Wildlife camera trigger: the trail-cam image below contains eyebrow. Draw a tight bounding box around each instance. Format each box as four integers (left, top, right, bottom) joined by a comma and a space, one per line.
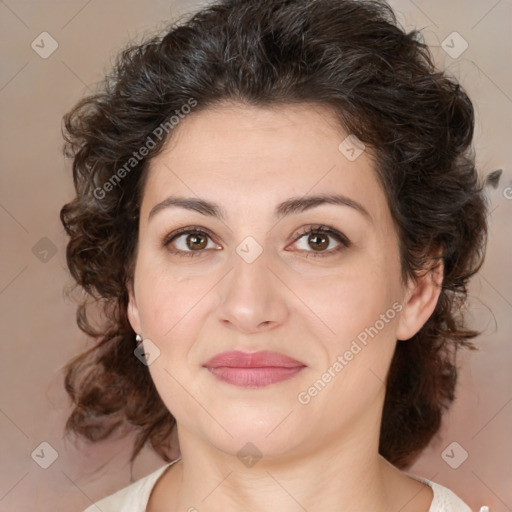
148, 193, 372, 223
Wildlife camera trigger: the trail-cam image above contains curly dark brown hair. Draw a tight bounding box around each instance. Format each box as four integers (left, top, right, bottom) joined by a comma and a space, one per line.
60, 0, 488, 470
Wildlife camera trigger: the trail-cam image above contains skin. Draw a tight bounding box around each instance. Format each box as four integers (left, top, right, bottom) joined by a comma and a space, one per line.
127, 102, 443, 511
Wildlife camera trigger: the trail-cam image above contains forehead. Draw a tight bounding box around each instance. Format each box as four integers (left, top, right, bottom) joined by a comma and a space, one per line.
155, 101, 348, 162
141, 102, 389, 226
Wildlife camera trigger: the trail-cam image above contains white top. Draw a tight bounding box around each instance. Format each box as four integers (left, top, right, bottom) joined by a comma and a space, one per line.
83, 458, 476, 512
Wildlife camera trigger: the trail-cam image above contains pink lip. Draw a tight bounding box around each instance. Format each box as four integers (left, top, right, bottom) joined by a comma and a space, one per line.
203, 350, 306, 388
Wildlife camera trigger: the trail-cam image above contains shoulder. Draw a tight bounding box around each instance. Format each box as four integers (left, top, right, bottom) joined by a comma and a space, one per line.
427, 480, 473, 512
406, 473, 473, 512
81, 462, 175, 512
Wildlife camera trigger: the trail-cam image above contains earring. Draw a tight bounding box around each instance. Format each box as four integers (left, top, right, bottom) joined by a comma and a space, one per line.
135, 334, 142, 343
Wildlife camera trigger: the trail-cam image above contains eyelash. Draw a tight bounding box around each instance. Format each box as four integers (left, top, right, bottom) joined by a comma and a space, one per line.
162, 225, 351, 259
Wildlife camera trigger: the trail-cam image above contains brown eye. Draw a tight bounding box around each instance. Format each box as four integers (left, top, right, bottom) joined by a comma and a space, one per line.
185, 232, 208, 250
307, 232, 329, 251
163, 227, 220, 257
292, 225, 350, 258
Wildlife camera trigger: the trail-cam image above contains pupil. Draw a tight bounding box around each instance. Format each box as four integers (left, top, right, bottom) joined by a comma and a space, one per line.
188, 234, 206, 250
310, 233, 328, 251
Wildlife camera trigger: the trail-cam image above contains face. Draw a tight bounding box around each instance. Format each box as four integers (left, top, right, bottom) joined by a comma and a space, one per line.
127, 102, 440, 460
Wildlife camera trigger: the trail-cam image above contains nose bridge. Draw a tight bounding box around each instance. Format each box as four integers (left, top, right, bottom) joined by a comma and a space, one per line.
229, 236, 273, 299
217, 236, 289, 331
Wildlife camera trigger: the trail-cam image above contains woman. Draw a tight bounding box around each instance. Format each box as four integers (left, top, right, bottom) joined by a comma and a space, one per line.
60, 0, 489, 510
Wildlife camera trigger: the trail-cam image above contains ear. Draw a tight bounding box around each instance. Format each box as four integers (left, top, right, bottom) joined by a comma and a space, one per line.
126, 278, 142, 335
395, 258, 444, 341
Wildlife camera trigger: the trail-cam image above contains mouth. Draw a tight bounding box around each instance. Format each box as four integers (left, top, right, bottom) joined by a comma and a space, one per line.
203, 350, 306, 388
205, 366, 305, 387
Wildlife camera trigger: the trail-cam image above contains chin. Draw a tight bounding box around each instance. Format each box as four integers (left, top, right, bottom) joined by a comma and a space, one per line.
198, 413, 307, 460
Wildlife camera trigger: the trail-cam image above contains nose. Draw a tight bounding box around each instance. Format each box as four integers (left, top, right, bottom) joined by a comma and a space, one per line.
216, 248, 289, 334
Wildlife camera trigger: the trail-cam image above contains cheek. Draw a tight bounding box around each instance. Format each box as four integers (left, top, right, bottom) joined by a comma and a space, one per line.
296, 260, 398, 338
297, 271, 401, 410
134, 254, 216, 340
294, 252, 402, 386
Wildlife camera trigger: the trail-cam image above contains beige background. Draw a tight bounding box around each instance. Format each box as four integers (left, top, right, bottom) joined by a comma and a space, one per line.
1, 1, 511, 511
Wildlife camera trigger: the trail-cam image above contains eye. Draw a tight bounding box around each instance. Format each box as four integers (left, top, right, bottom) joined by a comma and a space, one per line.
162, 224, 350, 259
290, 225, 350, 258
163, 227, 220, 257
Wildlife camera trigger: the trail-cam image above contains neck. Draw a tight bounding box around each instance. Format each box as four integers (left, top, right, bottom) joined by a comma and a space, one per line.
169, 409, 407, 511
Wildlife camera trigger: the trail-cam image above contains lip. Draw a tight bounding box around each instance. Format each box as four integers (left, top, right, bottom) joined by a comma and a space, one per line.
203, 350, 306, 388
203, 350, 305, 368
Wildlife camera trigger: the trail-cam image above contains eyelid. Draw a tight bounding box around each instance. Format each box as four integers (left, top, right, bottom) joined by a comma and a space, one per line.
162, 224, 351, 257
289, 225, 350, 258
162, 225, 221, 257
293, 225, 351, 248
162, 225, 216, 246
